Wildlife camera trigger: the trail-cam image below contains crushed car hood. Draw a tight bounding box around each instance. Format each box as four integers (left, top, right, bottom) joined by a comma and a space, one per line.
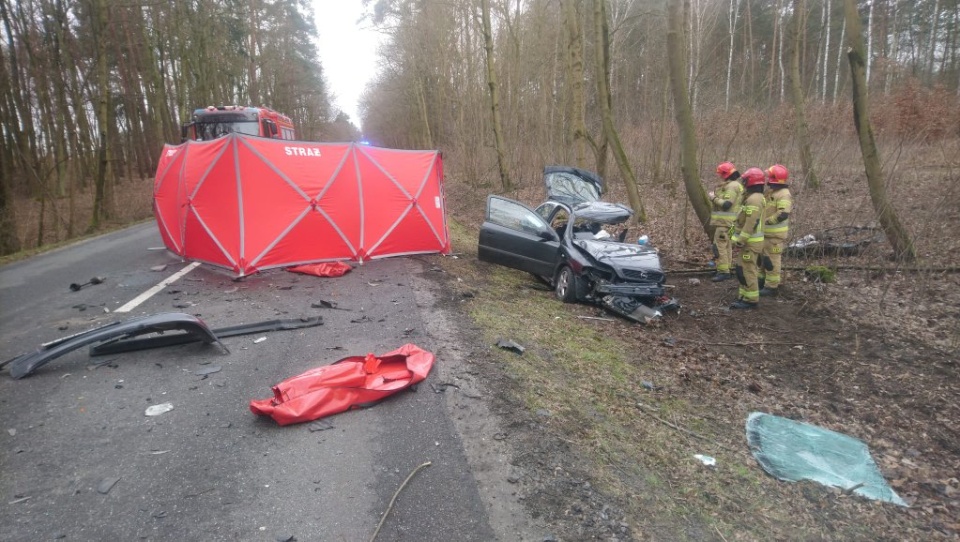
573, 239, 664, 278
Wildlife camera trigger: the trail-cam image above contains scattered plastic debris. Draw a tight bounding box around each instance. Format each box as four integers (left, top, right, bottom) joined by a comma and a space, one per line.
6, 313, 225, 379
69, 276, 104, 292
746, 412, 907, 506
786, 226, 884, 258
496, 339, 525, 355
641, 381, 658, 391
151, 265, 168, 272
145, 403, 174, 417
194, 365, 222, 376
253, 337, 266, 344
7, 428, 15, 436
96, 477, 121, 494
694, 454, 716, 467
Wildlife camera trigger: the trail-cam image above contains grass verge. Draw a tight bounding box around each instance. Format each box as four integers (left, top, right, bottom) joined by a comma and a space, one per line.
437, 219, 896, 540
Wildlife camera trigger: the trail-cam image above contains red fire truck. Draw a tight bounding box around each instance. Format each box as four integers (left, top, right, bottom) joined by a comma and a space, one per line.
181, 105, 296, 141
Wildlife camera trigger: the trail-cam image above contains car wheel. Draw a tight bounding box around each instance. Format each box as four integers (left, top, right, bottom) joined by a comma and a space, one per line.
555, 266, 582, 303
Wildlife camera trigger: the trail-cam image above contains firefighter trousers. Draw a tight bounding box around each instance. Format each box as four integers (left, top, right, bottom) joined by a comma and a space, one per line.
735, 249, 761, 304
713, 226, 733, 273
760, 237, 785, 289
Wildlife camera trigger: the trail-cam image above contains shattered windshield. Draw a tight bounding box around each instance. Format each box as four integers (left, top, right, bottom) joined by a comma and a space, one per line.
546, 171, 601, 203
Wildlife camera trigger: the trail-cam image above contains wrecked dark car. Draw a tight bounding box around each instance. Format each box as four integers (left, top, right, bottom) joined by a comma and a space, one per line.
477, 166, 677, 323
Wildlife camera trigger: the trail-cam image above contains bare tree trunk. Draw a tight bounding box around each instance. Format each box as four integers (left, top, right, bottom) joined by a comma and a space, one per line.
90, 0, 110, 230
822, 0, 831, 102
843, 0, 917, 262
666, 1, 711, 234
248, 0, 261, 104
593, 0, 645, 222
480, 0, 511, 191
777, 1, 785, 102
834, 18, 846, 103
725, 0, 741, 111
562, 0, 588, 169
0, 76, 20, 254
867, 0, 875, 86
789, 0, 820, 189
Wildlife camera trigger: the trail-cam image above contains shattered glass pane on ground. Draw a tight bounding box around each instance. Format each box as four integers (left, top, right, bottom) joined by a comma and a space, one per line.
746, 412, 907, 506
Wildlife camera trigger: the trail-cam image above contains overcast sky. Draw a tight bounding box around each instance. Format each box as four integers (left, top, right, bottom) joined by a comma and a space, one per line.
312, 1, 382, 130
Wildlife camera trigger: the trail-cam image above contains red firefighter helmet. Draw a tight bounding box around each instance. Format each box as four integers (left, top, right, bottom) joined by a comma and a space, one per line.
767, 164, 789, 185
716, 161, 737, 180
742, 167, 766, 188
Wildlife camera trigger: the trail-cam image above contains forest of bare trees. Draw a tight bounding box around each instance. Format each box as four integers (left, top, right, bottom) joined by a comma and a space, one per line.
0, 0, 338, 254
2, 0, 959, 257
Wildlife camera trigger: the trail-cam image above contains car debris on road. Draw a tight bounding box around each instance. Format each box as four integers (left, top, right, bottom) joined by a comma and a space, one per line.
3, 314, 324, 379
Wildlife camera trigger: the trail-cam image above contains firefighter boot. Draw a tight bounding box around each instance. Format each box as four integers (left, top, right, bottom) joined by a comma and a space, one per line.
730, 299, 758, 309
712, 272, 732, 282
759, 287, 779, 297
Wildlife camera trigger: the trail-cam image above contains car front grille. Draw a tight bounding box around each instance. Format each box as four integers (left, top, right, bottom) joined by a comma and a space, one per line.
622, 269, 663, 282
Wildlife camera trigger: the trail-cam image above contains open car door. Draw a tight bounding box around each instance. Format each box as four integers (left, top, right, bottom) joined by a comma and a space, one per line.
478, 196, 559, 278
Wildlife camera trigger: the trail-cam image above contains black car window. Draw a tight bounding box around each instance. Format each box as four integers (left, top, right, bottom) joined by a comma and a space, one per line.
487, 197, 550, 235
535, 201, 559, 222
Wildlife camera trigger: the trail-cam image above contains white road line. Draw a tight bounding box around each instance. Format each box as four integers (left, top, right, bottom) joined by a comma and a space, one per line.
114, 262, 201, 313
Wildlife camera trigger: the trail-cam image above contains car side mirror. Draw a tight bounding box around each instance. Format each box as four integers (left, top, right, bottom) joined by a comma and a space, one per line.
538, 230, 556, 241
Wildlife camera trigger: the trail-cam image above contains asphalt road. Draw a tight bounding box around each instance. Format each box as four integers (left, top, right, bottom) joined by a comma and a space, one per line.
0, 223, 538, 541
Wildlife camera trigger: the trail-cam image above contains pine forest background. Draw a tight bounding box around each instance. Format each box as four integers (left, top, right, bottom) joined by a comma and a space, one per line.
1, 0, 959, 258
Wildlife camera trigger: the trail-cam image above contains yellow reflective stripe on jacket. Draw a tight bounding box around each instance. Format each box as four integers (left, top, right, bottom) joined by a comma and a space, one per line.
711, 211, 737, 219
765, 222, 789, 233
736, 193, 766, 245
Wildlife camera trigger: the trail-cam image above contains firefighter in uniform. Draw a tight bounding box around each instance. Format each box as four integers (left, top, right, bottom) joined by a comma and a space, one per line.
759, 164, 792, 296
708, 162, 744, 282
730, 167, 766, 309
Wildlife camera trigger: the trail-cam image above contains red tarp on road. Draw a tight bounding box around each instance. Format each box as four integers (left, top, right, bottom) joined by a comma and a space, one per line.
249, 343, 435, 426
154, 134, 450, 276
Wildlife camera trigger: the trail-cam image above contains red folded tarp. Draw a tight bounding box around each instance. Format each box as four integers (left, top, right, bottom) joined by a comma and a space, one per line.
154, 135, 450, 277
249, 343, 435, 426
286, 262, 353, 277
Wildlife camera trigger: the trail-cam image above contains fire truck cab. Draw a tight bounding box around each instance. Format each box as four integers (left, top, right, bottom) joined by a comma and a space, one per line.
181, 105, 296, 142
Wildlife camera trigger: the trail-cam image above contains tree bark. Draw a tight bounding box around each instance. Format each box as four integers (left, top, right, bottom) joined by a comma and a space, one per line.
842, 0, 917, 262
562, 0, 588, 169
480, 0, 511, 191
788, 0, 820, 189
90, 0, 111, 230
666, 1, 711, 235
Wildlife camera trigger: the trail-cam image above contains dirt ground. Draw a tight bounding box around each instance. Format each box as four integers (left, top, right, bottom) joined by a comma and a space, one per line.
432, 160, 959, 540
